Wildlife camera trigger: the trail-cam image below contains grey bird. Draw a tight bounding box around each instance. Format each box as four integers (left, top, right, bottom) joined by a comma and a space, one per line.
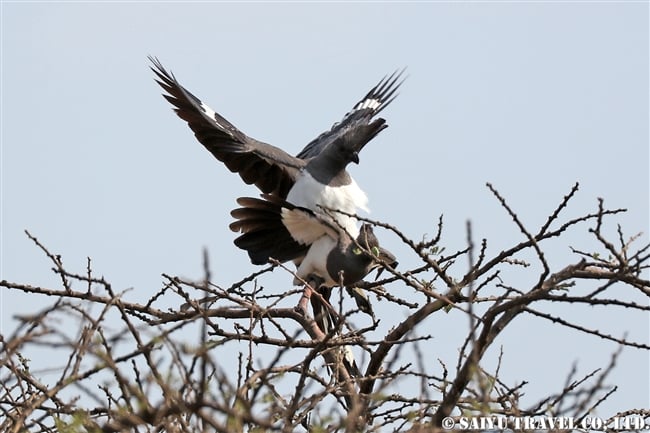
232, 194, 398, 376
150, 58, 402, 374
150, 56, 402, 289
230, 122, 389, 267
231, 194, 397, 287
150, 57, 402, 258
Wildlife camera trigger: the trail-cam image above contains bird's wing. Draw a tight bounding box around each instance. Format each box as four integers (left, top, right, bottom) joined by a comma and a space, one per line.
150, 57, 304, 197
296, 69, 405, 160
230, 193, 345, 264
230, 196, 309, 265
280, 206, 339, 246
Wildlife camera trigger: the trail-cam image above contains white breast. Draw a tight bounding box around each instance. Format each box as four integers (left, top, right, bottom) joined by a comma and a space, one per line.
287, 171, 368, 237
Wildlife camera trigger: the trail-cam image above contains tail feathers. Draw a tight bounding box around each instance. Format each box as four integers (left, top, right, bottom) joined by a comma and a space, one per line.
230, 195, 307, 264
341, 346, 360, 378
235, 232, 307, 265
311, 286, 360, 378
311, 286, 333, 335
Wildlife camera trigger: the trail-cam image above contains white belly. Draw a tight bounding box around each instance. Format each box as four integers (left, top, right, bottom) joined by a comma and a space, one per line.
287, 171, 368, 237
294, 236, 337, 286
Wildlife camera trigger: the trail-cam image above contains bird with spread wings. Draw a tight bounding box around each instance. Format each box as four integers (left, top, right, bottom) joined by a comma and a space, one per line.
150, 57, 402, 375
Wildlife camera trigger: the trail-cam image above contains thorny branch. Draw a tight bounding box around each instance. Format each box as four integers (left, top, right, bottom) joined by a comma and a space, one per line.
1, 183, 648, 432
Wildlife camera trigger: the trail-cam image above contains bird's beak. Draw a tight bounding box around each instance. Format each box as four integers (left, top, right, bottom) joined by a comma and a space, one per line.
375, 261, 398, 280
351, 151, 360, 164
374, 247, 398, 280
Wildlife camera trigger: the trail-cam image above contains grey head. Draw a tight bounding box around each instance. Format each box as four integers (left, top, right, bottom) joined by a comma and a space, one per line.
326, 223, 387, 286
305, 120, 387, 187
344, 242, 398, 317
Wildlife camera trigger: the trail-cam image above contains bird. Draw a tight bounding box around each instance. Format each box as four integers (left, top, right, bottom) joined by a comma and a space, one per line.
150, 57, 402, 374
230, 190, 399, 351
149, 56, 402, 253
231, 194, 397, 286
231, 194, 398, 376
150, 55, 402, 276
229, 122, 390, 266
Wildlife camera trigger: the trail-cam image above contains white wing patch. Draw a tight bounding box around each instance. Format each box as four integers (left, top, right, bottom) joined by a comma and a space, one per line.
355, 98, 381, 111
281, 208, 334, 245
200, 102, 231, 135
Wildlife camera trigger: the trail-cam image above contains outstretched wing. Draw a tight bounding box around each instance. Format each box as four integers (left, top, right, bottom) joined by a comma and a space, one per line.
296, 69, 405, 160
150, 56, 304, 197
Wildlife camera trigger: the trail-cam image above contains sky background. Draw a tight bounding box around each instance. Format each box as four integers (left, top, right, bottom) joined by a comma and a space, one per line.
2, 1, 648, 420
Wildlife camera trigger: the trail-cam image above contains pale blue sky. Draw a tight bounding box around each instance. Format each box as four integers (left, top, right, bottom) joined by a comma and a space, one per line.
2, 1, 648, 417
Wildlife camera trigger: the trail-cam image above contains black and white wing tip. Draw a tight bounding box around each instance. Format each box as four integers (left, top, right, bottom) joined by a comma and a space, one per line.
148, 55, 247, 143
149, 56, 303, 196
296, 68, 406, 160
348, 68, 407, 118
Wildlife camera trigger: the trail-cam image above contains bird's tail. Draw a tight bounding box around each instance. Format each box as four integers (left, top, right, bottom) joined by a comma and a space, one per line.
230, 195, 308, 265
310, 286, 361, 378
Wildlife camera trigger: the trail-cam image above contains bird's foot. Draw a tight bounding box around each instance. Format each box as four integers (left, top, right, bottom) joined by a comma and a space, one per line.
295, 285, 313, 316
294, 275, 326, 316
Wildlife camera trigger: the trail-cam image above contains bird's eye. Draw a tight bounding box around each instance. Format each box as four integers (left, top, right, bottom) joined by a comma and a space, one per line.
353, 247, 363, 255
371, 246, 380, 257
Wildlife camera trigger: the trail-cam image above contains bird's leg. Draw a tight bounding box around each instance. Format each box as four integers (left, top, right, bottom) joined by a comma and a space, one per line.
295, 275, 325, 315
311, 284, 334, 334
296, 286, 312, 315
